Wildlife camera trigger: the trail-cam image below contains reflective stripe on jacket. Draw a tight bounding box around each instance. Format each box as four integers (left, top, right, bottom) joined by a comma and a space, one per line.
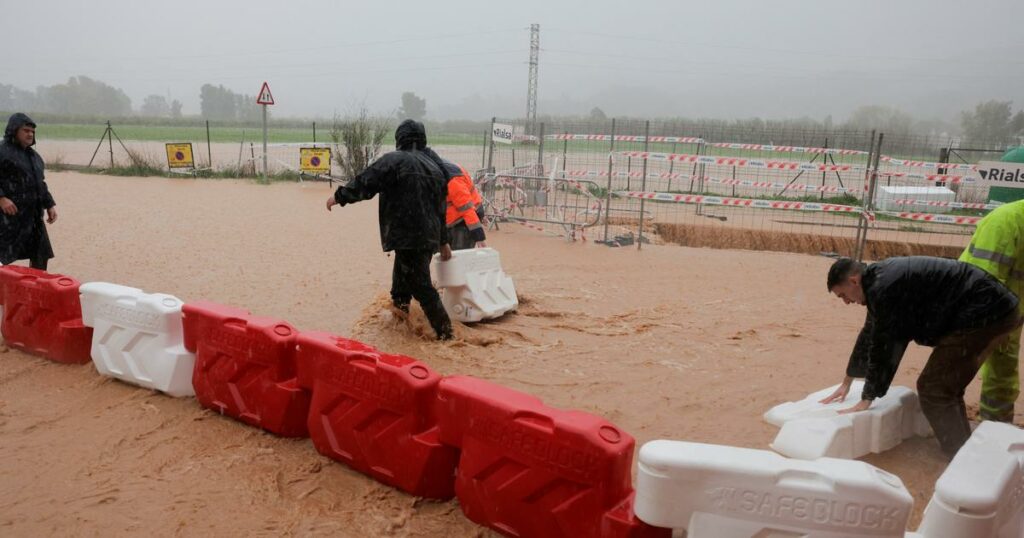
960, 200, 1024, 297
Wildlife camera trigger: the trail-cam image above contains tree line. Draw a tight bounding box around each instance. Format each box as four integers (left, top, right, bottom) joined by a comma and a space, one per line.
0, 77, 265, 123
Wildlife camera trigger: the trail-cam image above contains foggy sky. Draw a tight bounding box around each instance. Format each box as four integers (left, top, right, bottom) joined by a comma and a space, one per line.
3, 0, 1022, 122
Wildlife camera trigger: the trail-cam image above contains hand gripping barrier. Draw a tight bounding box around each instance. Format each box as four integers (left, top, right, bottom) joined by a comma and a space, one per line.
436, 375, 670, 538
0, 266, 92, 364
183, 301, 309, 437
765, 381, 932, 460
635, 440, 913, 537
294, 332, 458, 499
432, 248, 518, 323
80, 282, 195, 397
916, 421, 1024, 538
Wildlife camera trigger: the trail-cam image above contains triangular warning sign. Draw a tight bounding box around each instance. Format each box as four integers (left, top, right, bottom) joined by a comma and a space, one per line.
256, 82, 274, 105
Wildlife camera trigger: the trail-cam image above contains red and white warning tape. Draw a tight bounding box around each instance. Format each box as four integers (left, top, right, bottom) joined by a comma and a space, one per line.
558, 170, 864, 194
616, 191, 863, 214
880, 157, 977, 171
709, 142, 867, 156
616, 190, 983, 226
546, 134, 704, 143
618, 152, 862, 172
878, 172, 975, 183
888, 199, 999, 210
876, 212, 983, 225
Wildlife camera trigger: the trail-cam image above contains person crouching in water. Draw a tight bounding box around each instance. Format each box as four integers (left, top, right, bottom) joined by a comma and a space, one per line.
326, 119, 453, 340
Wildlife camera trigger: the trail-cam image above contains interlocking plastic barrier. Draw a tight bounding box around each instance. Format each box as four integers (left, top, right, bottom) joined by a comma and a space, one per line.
436, 375, 669, 538
432, 248, 518, 323
294, 332, 458, 499
635, 440, 913, 537
0, 266, 92, 364
765, 381, 931, 459
916, 421, 1024, 538
183, 301, 309, 437
80, 282, 195, 397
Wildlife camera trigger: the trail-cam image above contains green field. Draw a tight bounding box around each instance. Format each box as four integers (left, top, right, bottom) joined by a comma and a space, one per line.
37, 122, 485, 146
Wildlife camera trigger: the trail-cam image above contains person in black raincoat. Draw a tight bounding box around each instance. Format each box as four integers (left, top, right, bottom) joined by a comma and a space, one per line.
0, 113, 57, 270
824, 256, 1022, 458
326, 119, 453, 340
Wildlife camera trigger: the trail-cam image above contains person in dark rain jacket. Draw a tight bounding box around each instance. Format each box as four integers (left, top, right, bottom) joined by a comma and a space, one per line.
0, 113, 57, 270
326, 119, 453, 340
824, 256, 1022, 458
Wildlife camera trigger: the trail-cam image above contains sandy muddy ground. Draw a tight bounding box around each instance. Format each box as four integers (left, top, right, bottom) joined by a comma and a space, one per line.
0, 170, 1007, 536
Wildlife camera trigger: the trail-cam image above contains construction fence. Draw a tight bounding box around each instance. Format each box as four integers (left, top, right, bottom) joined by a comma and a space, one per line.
477, 118, 1017, 260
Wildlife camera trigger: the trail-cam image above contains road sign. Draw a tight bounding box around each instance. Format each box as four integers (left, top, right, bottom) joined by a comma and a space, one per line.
978, 161, 1024, 189
300, 147, 332, 174
492, 122, 513, 145
164, 143, 195, 169
257, 82, 274, 105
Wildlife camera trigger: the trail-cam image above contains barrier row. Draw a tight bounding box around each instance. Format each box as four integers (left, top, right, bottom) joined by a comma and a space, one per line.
4, 264, 1022, 537
0, 265, 665, 538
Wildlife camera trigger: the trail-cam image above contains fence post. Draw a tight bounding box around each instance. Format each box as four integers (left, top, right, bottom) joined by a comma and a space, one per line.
313, 121, 317, 145
486, 117, 495, 172
603, 118, 616, 242
638, 120, 650, 250
107, 120, 114, 168
537, 122, 545, 174
856, 132, 883, 261
206, 120, 212, 170
853, 130, 875, 261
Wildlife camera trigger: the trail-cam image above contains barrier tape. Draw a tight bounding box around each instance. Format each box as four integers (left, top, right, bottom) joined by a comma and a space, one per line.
619, 151, 863, 172
557, 170, 865, 194
889, 199, 999, 210
709, 142, 867, 156
616, 191, 863, 214
880, 156, 977, 171
876, 211, 983, 225
616, 190, 982, 226
878, 171, 975, 183
546, 134, 705, 144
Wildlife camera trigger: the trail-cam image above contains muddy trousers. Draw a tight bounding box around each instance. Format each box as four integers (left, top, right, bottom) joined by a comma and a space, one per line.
979, 322, 1021, 422
390, 249, 452, 340
918, 310, 1024, 458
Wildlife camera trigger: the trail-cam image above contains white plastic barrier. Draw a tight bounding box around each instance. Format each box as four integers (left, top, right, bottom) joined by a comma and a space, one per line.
635, 440, 913, 537
431, 247, 518, 323
916, 421, 1024, 538
80, 282, 195, 397
765, 381, 932, 460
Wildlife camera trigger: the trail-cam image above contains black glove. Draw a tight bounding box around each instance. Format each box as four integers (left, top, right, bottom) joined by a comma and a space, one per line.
470, 226, 486, 243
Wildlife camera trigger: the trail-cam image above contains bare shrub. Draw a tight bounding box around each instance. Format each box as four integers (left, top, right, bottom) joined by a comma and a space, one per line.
330, 107, 391, 181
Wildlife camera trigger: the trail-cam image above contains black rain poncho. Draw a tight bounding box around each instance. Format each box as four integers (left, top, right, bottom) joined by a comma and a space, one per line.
0, 113, 54, 265
332, 120, 449, 252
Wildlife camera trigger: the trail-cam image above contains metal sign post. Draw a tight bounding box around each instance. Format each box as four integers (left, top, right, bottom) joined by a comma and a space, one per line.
256, 81, 275, 182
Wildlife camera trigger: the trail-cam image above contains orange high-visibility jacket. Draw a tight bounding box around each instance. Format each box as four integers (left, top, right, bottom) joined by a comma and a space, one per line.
444, 162, 483, 230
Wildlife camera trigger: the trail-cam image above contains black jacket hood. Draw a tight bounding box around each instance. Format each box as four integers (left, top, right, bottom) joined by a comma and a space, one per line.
4, 113, 36, 146
395, 119, 426, 150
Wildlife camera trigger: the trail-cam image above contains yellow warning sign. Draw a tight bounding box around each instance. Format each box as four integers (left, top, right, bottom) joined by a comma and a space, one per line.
300, 147, 331, 174
165, 143, 195, 169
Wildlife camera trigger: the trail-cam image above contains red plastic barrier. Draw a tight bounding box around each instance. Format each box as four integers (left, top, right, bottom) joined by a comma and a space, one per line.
183, 300, 309, 437
436, 376, 670, 538
0, 266, 92, 364
295, 332, 458, 499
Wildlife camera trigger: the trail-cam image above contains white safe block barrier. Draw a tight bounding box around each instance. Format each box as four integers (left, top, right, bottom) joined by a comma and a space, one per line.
80, 282, 195, 397
431, 247, 518, 323
916, 421, 1024, 538
635, 440, 913, 537
765, 381, 932, 460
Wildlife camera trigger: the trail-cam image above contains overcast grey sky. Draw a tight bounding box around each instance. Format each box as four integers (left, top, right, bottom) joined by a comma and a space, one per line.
3, 0, 1022, 121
